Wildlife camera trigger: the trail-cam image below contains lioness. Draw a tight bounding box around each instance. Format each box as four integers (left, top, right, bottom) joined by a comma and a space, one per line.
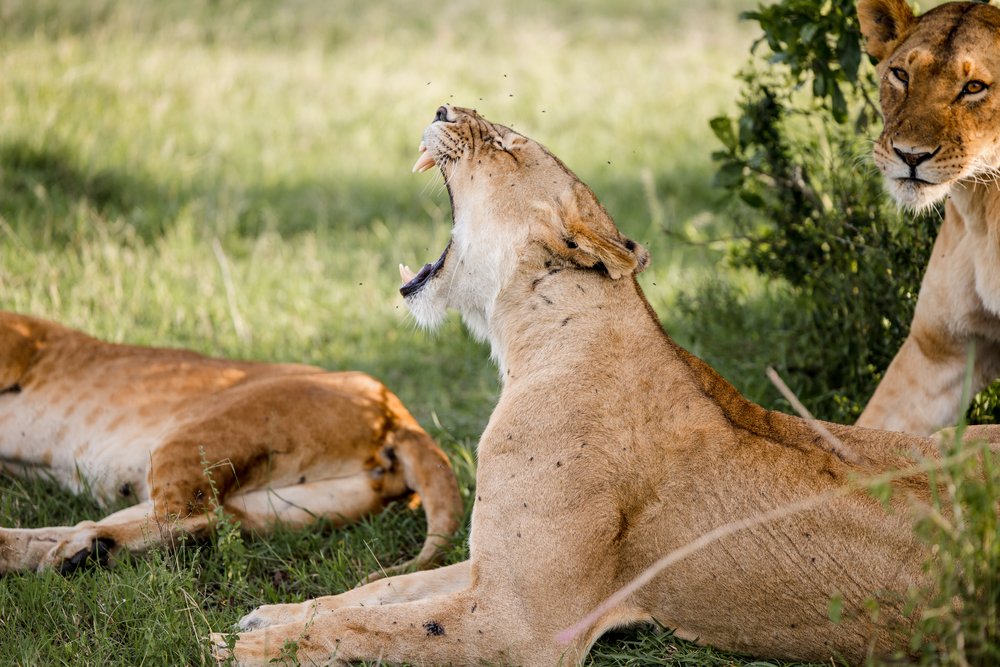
0, 312, 461, 575
212, 106, 984, 665
856, 0, 1000, 435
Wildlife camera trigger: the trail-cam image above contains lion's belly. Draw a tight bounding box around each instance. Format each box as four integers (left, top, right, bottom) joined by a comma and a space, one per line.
0, 389, 162, 504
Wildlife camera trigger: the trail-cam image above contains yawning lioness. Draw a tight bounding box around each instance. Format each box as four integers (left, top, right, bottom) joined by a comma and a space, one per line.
216, 106, 993, 665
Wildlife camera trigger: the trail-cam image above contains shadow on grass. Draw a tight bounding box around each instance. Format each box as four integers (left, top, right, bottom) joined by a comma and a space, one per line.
0, 139, 447, 246
0, 140, 170, 245
0, 128, 723, 259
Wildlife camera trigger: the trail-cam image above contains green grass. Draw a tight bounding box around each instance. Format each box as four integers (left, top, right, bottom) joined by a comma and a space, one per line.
1, 1, 820, 664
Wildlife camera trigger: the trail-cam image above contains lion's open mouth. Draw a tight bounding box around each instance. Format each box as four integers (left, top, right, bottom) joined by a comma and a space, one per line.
399, 241, 451, 297
400, 142, 450, 298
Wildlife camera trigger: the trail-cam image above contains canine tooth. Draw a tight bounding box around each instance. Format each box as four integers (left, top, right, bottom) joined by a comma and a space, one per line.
412, 151, 436, 173
399, 263, 416, 283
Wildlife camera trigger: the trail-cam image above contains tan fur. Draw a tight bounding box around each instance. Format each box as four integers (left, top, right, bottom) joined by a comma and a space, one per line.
0, 312, 461, 576
856, 0, 1000, 435
212, 106, 999, 665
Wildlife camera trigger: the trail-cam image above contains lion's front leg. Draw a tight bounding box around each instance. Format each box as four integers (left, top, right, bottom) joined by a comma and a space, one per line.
236, 560, 472, 632
857, 330, 990, 435
214, 588, 583, 667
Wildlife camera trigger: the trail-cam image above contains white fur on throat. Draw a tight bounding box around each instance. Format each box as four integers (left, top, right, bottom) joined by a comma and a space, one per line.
402, 197, 531, 379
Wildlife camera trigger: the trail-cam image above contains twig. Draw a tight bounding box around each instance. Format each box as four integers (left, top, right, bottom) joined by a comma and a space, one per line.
766, 366, 859, 464
212, 237, 251, 345
363, 540, 389, 584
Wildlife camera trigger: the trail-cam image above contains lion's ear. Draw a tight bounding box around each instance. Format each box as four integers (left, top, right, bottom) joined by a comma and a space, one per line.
540, 183, 649, 280
858, 0, 915, 62
500, 131, 526, 151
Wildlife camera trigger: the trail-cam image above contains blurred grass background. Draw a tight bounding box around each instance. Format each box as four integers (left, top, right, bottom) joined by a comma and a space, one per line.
0, 1, 819, 664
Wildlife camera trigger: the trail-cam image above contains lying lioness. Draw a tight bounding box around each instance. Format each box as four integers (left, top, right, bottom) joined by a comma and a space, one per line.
215, 107, 989, 665
0, 312, 461, 575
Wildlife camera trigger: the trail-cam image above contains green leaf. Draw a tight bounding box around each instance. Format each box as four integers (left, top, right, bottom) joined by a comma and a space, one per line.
837, 33, 861, 81
828, 593, 844, 624
831, 83, 847, 123
812, 73, 826, 97
739, 191, 766, 209
709, 116, 738, 150
714, 161, 745, 189
800, 23, 819, 44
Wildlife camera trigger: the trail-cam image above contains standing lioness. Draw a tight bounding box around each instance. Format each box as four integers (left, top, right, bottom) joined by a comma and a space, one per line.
215, 106, 976, 665
0, 312, 461, 575
856, 0, 1000, 435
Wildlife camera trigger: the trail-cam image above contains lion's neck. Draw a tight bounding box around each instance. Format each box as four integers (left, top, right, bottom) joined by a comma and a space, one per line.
489, 262, 686, 385
946, 181, 1000, 316
486, 261, 802, 446
949, 180, 1000, 236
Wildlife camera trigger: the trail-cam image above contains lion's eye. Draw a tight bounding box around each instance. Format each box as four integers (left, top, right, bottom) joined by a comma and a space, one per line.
890, 67, 909, 85
962, 80, 988, 96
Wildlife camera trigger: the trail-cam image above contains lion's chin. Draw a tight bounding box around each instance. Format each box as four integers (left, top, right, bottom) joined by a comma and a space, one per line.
399, 243, 451, 331
885, 177, 950, 213
401, 291, 449, 331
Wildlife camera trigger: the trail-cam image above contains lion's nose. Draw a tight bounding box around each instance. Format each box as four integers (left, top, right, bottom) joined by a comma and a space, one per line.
892, 145, 940, 167
434, 106, 450, 123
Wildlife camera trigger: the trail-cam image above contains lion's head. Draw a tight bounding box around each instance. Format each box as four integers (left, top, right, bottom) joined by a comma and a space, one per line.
401, 105, 648, 346
858, 0, 1000, 210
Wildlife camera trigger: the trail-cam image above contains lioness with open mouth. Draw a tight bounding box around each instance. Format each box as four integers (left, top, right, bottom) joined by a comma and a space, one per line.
0, 312, 461, 576
215, 106, 991, 665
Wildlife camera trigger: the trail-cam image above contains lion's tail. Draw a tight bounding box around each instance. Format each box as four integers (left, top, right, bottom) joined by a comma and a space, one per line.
363, 399, 464, 583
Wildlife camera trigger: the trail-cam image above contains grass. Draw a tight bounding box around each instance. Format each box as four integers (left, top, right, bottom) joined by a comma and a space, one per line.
1, 1, 823, 664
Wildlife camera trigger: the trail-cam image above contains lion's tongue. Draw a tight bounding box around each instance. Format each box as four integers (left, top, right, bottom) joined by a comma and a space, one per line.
412, 142, 435, 173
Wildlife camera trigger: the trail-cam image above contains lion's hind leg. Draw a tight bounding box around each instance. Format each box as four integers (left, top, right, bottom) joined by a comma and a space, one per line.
0, 501, 211, 574
224, 472, 392, 533
0, 472, 388, 574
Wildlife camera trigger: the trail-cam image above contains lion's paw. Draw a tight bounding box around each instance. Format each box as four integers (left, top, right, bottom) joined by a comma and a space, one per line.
209, 628, 324, 667
44, 534, 117, 574
237, 601, 316, 632
209, 632, 235, 663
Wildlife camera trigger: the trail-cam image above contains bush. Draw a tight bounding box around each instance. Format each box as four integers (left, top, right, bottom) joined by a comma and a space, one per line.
708, 0, 944, 424
909, 428, 1000, 665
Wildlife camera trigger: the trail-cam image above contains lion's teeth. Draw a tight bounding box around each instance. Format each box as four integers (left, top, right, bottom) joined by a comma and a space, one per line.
399, 263, 416, 283
412, 151, 436, 173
